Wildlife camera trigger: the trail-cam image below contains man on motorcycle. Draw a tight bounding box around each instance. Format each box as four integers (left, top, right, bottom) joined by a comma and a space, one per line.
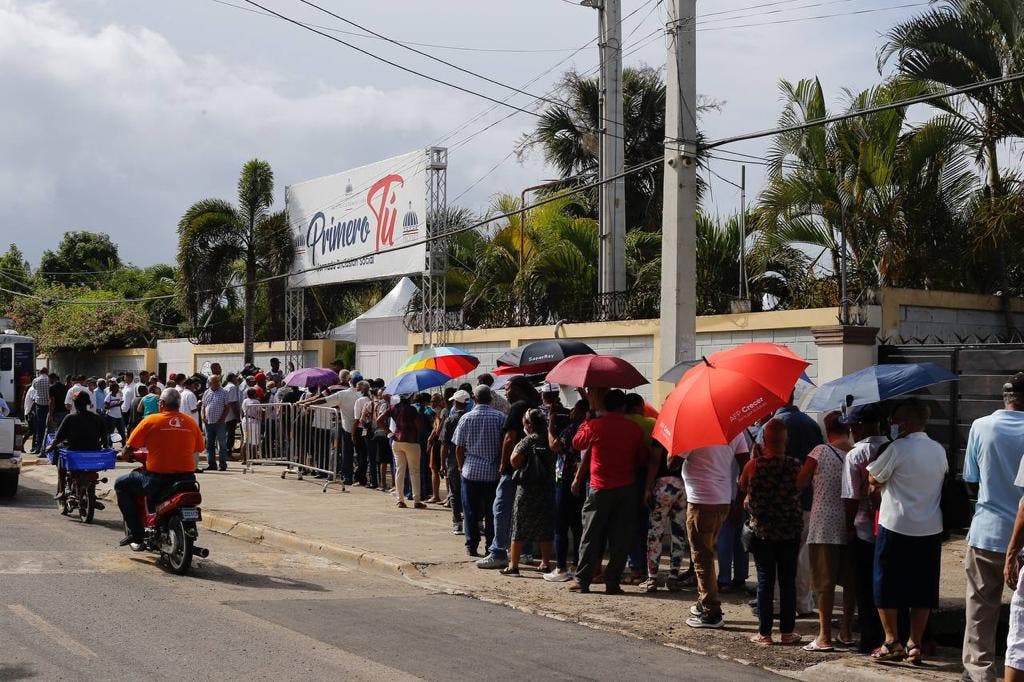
116, 388, 204, 548
49, 390, 110, 501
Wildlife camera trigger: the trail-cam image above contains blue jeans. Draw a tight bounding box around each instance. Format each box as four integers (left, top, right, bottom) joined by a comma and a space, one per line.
33, 403, 49, 453
753, 539, 799, 637
716, 518, 750, 585
205, 422, 229, 468
487, 474, 515, 560
462, 478, 497, 553
115, 468, 196, 539
554, 475, 584, 570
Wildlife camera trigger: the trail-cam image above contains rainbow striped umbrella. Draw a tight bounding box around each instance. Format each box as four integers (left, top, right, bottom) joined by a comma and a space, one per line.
397, 346, 479, 379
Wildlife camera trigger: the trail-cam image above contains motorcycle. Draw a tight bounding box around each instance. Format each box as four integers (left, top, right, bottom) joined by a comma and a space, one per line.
125, 470, 210, 575
48, 443, 115, 524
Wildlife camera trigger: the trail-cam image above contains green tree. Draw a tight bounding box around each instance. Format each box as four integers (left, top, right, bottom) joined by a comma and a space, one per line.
879, 0, 1024, 195
756, 77, 979, 295
38, 231, 122, 288
177, 160, 293, 362
0, 243, 31, 312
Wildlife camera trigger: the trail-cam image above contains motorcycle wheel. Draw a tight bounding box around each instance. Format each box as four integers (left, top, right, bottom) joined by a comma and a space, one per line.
78, 483, 95, 523
163, 514, 194, 575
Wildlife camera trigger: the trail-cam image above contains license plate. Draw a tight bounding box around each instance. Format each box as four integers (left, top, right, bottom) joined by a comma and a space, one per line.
180, 507, 200, 521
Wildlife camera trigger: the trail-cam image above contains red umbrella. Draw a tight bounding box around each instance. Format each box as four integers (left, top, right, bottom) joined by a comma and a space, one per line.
545, 354, 648, 389
654, 343, 809, 455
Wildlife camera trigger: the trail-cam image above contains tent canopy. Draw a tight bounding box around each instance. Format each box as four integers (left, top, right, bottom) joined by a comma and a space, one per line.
319, 276, 418, 342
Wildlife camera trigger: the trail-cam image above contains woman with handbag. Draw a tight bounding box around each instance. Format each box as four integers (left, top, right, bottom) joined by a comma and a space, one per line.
501, 408, 556, 577
738, 417, 804, 646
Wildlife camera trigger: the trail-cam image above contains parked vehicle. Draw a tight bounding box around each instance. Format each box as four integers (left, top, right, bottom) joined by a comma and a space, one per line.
0, 331, 35, 420
0, 416, 21, 497
125, 466, 209, 575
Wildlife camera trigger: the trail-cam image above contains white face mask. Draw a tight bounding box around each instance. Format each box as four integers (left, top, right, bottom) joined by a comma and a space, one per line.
889, 424, 901, 440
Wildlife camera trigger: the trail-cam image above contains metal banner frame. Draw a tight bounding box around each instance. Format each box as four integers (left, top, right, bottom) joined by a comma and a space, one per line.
283, 146, 448, 358
422, 146, 448, 348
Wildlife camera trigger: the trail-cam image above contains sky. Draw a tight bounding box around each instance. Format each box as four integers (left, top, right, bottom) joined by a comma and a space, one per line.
0, 0, 934, 268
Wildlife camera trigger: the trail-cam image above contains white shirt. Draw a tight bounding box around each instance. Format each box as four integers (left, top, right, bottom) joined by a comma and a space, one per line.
104, 392, 125, 419
680, 433, 750, 505
23, 387, 36, 417
223, 382, 240, 422
180, 388, 199, 425
122, 381, 140, 407
64, 384, 95, 413
841, 435, 890, 543
354, 394, 371, 429
867, 431, 947, 537
324, 387, 361, 433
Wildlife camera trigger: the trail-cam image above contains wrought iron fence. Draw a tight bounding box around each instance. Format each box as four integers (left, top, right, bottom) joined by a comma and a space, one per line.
404, 290, 655, 332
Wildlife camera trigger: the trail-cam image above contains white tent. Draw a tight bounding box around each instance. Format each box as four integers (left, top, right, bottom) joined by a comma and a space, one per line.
320, 276, 419, 342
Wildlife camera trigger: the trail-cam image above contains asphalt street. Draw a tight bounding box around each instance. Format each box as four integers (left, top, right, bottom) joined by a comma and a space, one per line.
1, 474, 778, 681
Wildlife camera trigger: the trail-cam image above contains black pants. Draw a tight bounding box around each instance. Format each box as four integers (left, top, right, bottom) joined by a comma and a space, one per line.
32, 404, 49, 453
753, 539, 799, 637
576, 484, 636, 588
225, 420, 238, 455
353, 431, 368, 484
445, 449, 462, 525
462, 478, 497, 553
854, 537, 884, 652
339, 429, 354, 483
554, 474, 584, 570
115, 469, 196, 539
107, 415, 126, 444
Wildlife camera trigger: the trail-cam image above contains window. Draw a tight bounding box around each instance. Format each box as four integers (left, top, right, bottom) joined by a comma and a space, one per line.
0, 347, 11, 371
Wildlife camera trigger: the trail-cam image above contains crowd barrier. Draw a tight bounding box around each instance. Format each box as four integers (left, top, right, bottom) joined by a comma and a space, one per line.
242, 403, 344, 492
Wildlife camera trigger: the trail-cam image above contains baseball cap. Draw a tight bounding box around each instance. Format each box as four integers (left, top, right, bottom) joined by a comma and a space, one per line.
254, 372, 267, 382
351, 371, 364, 382
450, 389, 471, 403
839, 403, 883, 425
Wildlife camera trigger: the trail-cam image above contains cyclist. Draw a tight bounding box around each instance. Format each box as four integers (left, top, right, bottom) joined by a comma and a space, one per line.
48, 390, 110, 502
116, 388, 204, 548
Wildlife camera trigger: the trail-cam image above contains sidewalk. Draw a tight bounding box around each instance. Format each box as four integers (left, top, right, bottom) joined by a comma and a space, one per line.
21, 462, 987, 679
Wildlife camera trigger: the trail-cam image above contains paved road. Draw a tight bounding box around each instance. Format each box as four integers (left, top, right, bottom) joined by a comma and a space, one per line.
1, 474, 777, 681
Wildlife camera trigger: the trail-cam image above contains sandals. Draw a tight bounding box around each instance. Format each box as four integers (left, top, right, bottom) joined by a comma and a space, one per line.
803, 640, 834, 653
750, 634, 773, 646
906, 642, 923, 666
640, 578, 658, 593
870, 641, 906, 662
780, 633, 802, 646
499, 566, 521, 577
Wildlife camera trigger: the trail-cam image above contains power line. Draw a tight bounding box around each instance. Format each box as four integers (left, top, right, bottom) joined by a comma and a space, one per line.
699, 0, 880, 24
703, 70, 1024, 150
694, 1, 930, 32
207, 0, 580, 53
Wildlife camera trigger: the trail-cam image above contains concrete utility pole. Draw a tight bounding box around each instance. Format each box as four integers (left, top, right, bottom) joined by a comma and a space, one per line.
658, 0, 698, 385
593, 0, 627, 294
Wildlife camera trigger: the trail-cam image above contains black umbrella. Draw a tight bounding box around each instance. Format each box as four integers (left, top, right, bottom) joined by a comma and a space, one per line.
496, 339, 596, 369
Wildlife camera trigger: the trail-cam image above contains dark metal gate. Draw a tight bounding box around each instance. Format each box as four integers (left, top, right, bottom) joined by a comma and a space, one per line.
878, 343, 1024, 474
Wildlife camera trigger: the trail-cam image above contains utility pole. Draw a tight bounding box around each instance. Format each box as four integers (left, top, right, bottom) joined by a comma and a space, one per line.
591, 0, 626, 295
739, 165, 747, 300
658, 0, 698, 387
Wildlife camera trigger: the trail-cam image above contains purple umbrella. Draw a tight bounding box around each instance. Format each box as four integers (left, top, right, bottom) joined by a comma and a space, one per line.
284, 367, 339, 389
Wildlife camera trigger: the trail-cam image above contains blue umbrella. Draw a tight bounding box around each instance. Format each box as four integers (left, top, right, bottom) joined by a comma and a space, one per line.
807, 362, 958, 412
385, 368, 450, 396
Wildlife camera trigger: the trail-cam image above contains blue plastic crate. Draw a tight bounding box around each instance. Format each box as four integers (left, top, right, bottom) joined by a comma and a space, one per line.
44, 432, 57, 463
59, 448, 117, 472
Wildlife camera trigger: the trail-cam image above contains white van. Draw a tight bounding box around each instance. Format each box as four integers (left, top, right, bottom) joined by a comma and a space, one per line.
0, 332, 35, 497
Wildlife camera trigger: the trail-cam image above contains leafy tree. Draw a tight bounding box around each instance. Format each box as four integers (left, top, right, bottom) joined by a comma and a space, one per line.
0, 243, 31, 312
177, 160, 293, 362
38, 231, 122, 288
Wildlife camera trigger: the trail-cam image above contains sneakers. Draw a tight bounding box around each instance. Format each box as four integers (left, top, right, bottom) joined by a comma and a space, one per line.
689, 603, 704, 617
475, 554, 509, 570
686, 612, 725, 629
451, 523, 463, 535
543, 569, 573, 582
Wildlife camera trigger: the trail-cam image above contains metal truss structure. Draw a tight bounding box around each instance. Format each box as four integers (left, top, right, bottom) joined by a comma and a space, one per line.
421, 146, 448, 348
284, 287, 305, 371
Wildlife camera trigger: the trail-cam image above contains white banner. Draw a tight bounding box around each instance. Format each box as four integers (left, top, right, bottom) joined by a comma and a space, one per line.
287, 149, 429, 288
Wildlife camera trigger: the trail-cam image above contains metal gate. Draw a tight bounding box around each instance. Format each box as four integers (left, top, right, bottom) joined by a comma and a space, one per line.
879, 343, 1024, 474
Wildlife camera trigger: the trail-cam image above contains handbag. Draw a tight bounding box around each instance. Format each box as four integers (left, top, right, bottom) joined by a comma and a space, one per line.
740, 521, 758, 553
940, 473, 972, 532
512, 445, 545, 485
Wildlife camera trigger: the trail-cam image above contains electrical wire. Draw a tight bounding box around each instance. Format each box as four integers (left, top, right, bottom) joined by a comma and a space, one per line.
693, 2, 931, 32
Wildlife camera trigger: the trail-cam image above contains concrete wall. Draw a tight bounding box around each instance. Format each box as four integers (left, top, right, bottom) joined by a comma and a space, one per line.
880, 288, 1024, 341
413, 308, 839, 402
40, 348, 156, 380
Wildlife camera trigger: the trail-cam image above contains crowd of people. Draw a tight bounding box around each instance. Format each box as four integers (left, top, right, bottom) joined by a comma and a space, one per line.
25, 357, 1024, 676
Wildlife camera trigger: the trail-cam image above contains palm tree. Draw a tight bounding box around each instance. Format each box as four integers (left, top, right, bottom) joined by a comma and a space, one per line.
878, 0, 1024, 195
757, 77, 978, 294
177, 160, 293, 362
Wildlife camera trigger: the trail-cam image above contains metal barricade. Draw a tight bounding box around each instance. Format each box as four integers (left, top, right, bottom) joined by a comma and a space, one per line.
242, 403, 344, 492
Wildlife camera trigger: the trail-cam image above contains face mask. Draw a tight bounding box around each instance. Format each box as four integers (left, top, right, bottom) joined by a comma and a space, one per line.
889, 424, 901, 440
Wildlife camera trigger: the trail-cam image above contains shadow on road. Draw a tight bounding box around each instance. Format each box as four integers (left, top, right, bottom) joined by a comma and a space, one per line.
189, 561, 329, 591
0, 482, 55, 509
0, 664, 36, 681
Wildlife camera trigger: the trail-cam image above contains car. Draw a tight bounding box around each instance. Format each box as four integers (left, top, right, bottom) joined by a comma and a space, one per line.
0, 417, 22, 497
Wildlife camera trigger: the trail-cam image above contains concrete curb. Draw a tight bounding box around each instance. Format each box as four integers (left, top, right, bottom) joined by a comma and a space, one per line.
200, 510, 426, 583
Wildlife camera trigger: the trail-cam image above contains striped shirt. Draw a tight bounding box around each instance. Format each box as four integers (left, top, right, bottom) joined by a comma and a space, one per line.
31, 374, 49, 406
202, 387, 229, 424
452, 404, 505, 482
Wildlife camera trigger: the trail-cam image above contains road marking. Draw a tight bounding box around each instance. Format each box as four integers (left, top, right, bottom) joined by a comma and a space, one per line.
8, 604, 98, 659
